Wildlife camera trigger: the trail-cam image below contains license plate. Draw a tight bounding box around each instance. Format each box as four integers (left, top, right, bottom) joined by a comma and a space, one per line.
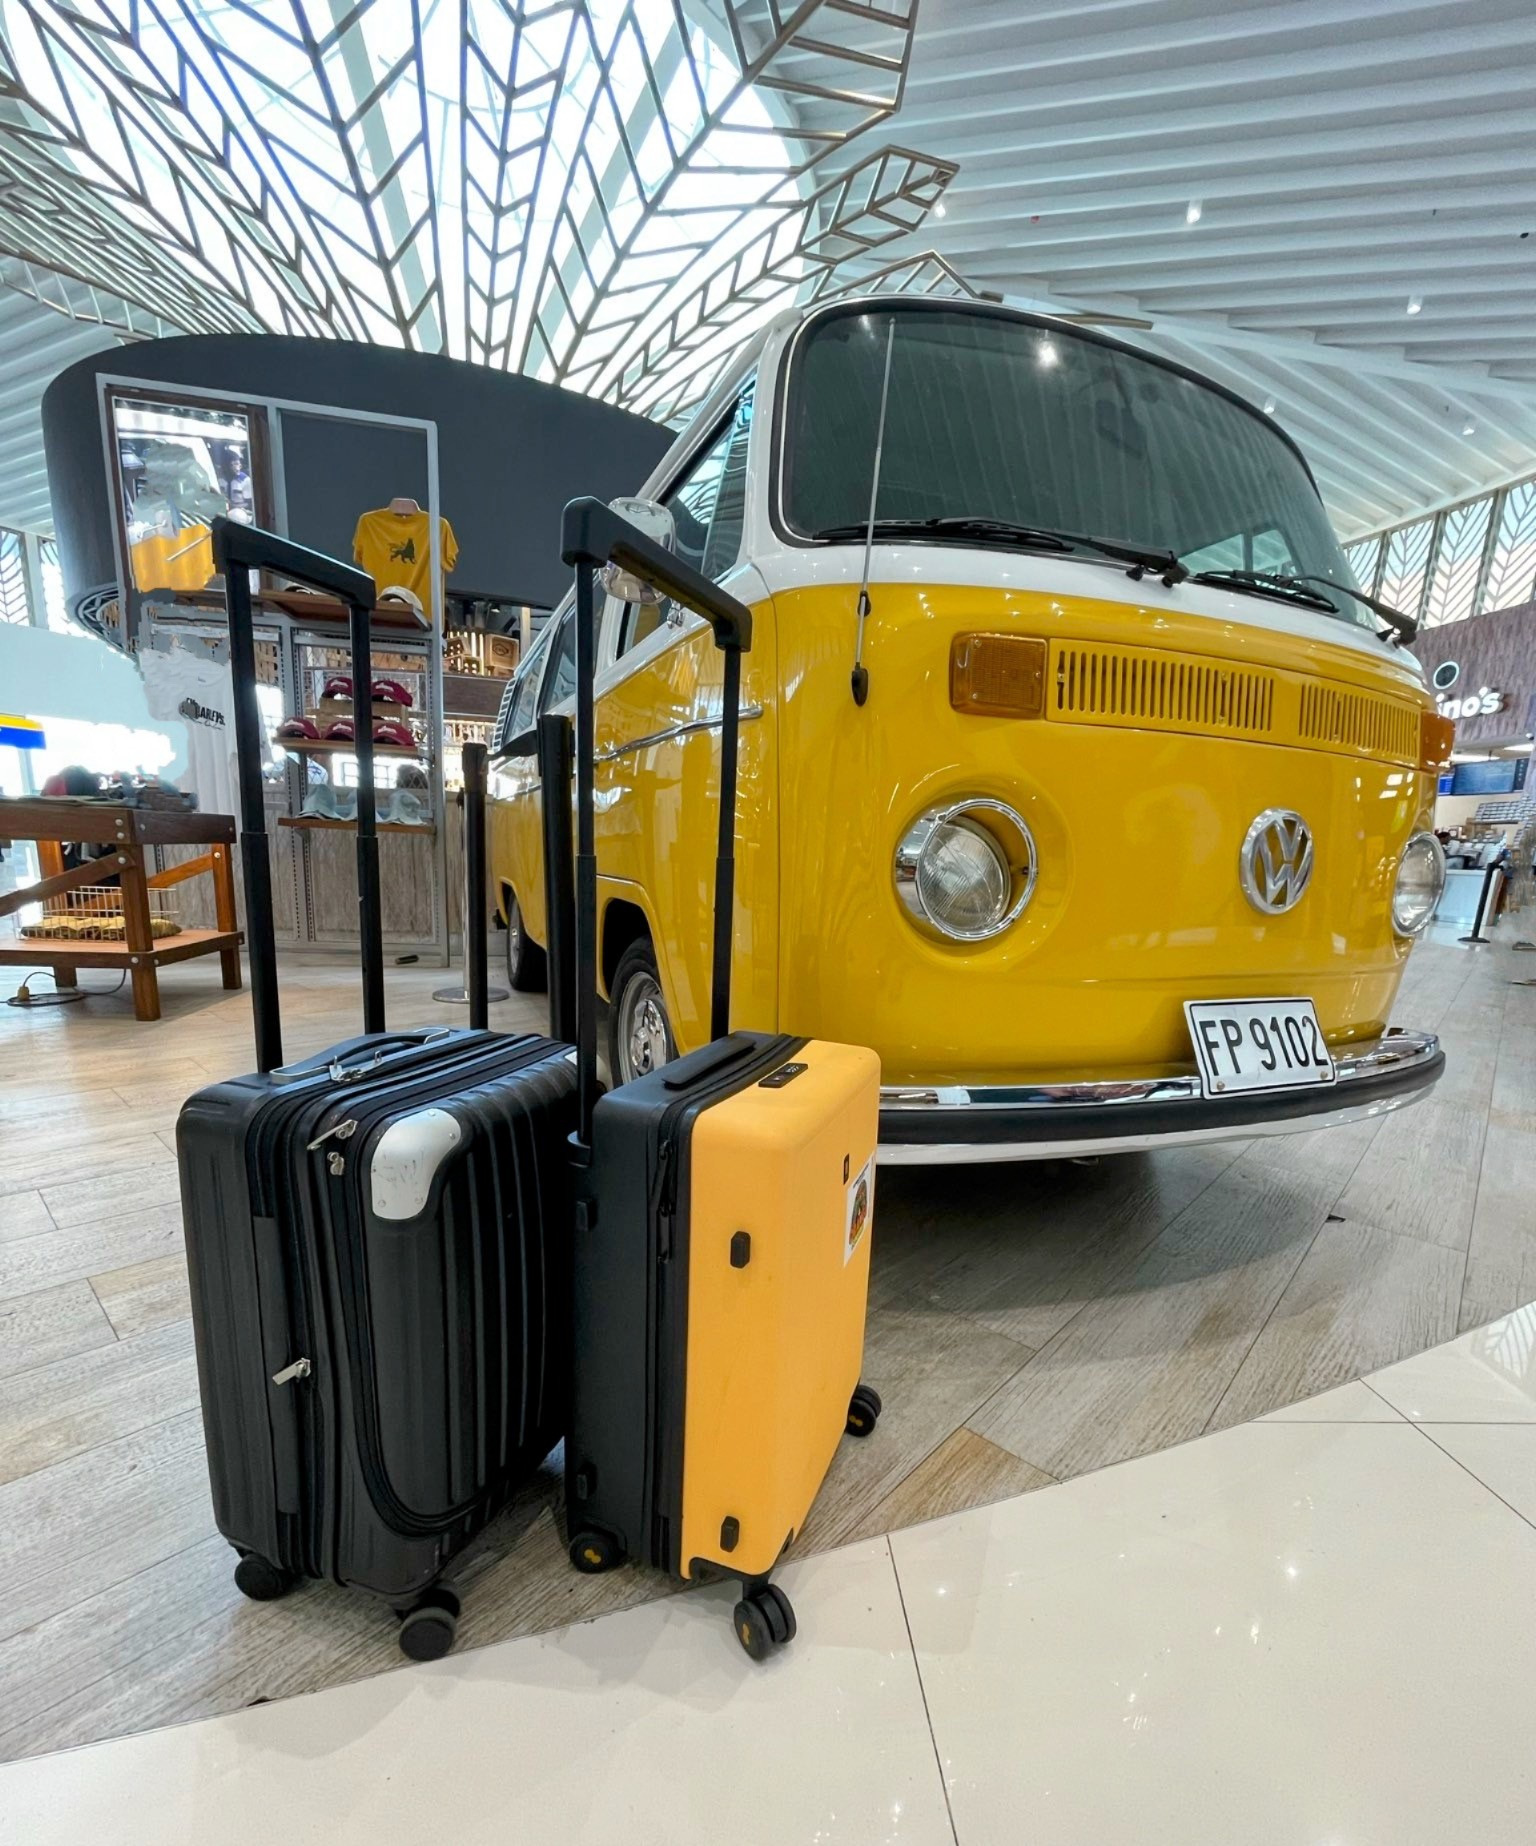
1183, 997, 1336, 1097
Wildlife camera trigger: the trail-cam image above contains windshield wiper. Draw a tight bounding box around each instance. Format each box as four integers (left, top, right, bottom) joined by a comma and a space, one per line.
1186, 568, 1341, 615
1288, 574, 1417, 645
809, 516, 1188, 584
1188, 567, 1417, 643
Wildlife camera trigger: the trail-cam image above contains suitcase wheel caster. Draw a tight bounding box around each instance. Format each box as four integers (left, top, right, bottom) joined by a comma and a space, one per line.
398, 1585, 460, 1662
569, 1528, 622, 1574
845, 1383, 883, 1438
733, 1583, 796, 1663
233, 1552, 295, 1602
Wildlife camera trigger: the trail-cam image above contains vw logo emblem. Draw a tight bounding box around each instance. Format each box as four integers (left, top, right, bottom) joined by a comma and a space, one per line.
1240, 809, 1314, 915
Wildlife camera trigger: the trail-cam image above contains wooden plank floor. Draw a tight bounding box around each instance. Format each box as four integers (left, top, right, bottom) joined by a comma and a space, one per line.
0, 928, 1529, 1761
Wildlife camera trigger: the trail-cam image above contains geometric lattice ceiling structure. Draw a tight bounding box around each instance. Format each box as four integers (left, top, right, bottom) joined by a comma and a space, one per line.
0, 0, 950, 425
1, 0, 1533, 544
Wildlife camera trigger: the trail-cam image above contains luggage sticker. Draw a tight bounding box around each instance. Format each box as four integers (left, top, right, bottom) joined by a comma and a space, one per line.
844, 1155, 874, 1264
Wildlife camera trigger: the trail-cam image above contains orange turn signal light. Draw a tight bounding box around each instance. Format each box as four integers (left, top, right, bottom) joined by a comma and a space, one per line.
950, 633, 1047, 719
1420, 709, 1455, 770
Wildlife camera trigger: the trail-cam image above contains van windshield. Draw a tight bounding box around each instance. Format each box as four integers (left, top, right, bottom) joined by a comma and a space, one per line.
780, 305, 1371, 630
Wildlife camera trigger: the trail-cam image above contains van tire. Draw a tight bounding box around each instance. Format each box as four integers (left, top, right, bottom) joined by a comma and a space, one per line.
504, 891, 548, 993
608, 940, 675, 1086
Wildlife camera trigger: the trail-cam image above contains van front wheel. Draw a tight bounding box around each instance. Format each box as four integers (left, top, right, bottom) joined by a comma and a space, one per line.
504, 892, 548, 994
609, 940, 675, 1087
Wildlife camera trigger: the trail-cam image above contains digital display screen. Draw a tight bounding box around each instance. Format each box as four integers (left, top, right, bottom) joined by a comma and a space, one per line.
1450, 757, 1528, 796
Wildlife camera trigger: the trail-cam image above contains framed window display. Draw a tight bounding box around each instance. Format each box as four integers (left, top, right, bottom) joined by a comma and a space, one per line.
105, 387, 273, 596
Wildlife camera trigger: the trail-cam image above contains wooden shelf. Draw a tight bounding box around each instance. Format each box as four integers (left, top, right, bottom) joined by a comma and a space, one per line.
171, 589, 430, 633
280, 816, 436, 837
272, 737, 423, 760
0, 928, 242, 969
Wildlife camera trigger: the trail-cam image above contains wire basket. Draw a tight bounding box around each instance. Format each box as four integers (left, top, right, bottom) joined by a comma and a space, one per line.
11, 884, 182, 943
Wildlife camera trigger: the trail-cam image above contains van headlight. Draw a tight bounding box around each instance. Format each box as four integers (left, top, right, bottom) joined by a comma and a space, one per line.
1392, 832, 1445, 936
895, 798, 1037, 942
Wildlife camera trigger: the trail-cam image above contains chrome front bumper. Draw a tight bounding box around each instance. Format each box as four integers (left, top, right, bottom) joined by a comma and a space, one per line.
877, 1029, 1443, 1165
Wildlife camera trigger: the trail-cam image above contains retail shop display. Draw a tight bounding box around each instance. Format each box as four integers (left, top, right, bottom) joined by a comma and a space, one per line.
176, 520, 575, 1660
558, 499, 882, 1661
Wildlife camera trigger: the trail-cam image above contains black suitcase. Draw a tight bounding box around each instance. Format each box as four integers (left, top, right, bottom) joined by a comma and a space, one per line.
557, 501, 882, 1661
176, 519, 575, 1659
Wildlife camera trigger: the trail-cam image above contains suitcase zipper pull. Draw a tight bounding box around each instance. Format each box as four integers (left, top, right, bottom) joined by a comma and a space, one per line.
271, 1357, 312, 1386
308, 1119, 357, 1173
308, 1118, 358, 1151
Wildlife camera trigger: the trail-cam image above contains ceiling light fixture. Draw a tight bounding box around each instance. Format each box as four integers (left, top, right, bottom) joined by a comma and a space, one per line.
1406, 295, 1423, 315
1462, 421, 1476, 436
1038, 338, 1058, 368
933, 199, 946, 217
1263, 398, 1276, 414
1185, 200, 1202, 226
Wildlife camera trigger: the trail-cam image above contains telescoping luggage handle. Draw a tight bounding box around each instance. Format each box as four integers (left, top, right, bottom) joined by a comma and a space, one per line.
560, 496, 753, 1157
211, 516, 383, 1074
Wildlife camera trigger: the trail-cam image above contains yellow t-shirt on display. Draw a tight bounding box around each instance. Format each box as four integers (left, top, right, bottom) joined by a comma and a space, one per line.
130, 522, 215, 593
352, 509, 458, 621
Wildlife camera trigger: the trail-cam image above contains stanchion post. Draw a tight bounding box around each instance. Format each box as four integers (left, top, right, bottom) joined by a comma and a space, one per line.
1459, 860, 1503, 946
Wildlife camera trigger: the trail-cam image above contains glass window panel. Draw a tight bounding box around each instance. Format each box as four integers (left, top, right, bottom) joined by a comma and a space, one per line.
1423, 496, 1493, 628
38, 536, 70, 633
1481, 479, 1536, 614
1343, 534, 1383, 595
0, 530, 28, 625
1377, 517, 1436, 619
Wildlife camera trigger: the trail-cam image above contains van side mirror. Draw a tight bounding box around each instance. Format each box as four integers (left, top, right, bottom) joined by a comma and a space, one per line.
598, 497, 676, 604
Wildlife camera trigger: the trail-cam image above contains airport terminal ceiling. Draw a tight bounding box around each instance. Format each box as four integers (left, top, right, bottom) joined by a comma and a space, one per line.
0, 0, 1533, 542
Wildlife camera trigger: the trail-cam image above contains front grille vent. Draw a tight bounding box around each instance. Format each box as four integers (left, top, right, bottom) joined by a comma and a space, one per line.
1297, 682, 1418, 764
1054, 645, 1275, 740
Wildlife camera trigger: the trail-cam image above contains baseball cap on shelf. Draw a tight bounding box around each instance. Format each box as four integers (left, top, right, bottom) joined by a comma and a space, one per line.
371, 677, 414, 708
323, 719, 356, 742
274, 716, 320, 741
321, 674, 353, 700
373, 719, 416, 749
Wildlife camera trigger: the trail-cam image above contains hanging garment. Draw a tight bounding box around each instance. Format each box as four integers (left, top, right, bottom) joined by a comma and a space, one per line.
352, 507, 458, 621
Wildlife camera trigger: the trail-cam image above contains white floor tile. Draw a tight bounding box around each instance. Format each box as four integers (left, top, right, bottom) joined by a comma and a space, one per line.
1258, 1379, 1404, 1422
893, 1421, 1536, 1846
1419, 1423, 1536, 1527
0, 1540, 954, 1846
1367, 1302, 1536, 1421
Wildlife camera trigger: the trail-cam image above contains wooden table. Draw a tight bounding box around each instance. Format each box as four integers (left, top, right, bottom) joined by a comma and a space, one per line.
0, 799, 242, 1021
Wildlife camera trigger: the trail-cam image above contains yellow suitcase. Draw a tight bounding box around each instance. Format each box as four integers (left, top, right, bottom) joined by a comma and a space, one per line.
559, 500, 883, 1657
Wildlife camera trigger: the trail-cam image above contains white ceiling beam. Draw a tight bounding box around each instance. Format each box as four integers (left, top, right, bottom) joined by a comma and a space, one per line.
935, 212, 1529, 268
1111, 255, 1527, 304
945, 140, 1521, 207
1229, 287, 1536, 325
894, 12, 1532, 111
888, 67, 1531, 162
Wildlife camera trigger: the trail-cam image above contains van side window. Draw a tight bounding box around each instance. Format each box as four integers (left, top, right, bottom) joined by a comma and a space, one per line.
540, 610, 577, 713
493, 626, 550, 752
617, 381, 753, 659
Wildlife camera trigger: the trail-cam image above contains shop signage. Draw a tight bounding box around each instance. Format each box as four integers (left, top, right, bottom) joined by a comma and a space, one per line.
1432, 660, 1505, 719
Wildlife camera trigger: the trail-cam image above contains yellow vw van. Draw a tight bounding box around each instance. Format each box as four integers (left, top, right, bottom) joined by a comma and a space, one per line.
490, 297, 1449, 1162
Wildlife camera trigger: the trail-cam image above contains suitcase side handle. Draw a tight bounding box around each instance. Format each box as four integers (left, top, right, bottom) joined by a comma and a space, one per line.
213, 516, 384, 1073
561, 499, 753, 1154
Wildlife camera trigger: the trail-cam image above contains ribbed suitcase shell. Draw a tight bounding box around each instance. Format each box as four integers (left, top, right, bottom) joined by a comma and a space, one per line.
567, 1031, 878, 1582
179, 1028, 575, 1603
